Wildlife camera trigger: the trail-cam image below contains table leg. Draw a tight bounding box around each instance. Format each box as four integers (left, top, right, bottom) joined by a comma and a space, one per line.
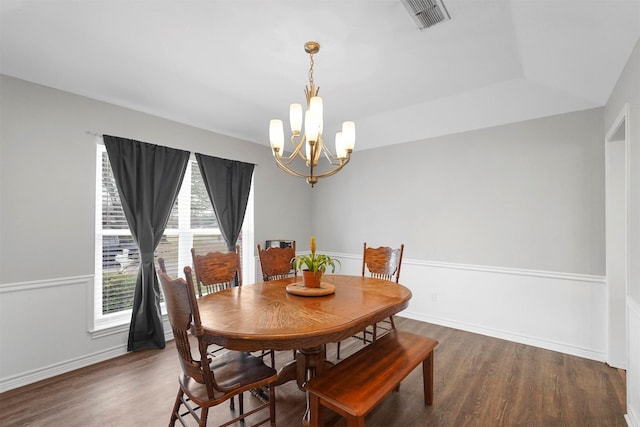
297, 346, 326, 389
297, 346, 335, 425
273, 346, 331, 388
272, 345, 334, 425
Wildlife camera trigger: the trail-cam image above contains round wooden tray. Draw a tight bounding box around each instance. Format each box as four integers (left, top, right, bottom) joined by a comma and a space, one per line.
286, 282, 336, 297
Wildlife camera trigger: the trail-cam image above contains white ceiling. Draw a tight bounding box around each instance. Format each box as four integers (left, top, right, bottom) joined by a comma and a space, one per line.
1, 0, 639, 151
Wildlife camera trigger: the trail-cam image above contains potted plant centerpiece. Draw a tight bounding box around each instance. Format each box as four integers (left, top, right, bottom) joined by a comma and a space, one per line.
293, 236, 340, 288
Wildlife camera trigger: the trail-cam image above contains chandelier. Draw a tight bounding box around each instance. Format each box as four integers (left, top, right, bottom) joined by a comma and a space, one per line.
269, 41, 355, 187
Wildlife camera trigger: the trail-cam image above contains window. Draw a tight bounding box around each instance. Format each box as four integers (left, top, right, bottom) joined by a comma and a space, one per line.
94, 143, 254, 331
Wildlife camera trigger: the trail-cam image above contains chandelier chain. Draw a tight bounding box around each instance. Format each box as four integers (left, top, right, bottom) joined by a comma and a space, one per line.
308, 53, 315, 87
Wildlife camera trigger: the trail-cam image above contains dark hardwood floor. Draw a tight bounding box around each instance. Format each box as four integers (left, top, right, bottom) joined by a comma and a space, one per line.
0, 318, 626, 426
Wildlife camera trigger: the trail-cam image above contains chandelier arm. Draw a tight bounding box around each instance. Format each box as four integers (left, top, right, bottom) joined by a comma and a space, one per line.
295, 134, 311, 163
274, 149, 351, 183
274, 142, 350, 180
273, 155, 315, 179
319, 136, 354, 166
311, 156, 351, 180
273, 135, 308, 165
320, 141, 343, 164
322, 150, 351, 166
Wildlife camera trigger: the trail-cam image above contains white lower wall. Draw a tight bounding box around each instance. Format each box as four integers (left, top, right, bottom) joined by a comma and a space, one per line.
333, 253, 607, 361
0, 255, 608, 393
0, 277, 172, 393
628, 298, 640, 427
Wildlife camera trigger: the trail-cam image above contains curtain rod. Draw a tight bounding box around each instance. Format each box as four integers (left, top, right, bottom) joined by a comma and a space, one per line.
86, 131, 259, 166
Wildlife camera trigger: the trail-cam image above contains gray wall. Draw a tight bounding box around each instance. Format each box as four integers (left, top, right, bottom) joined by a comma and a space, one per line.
0, 75, 311, 284
312, 108, 605, 276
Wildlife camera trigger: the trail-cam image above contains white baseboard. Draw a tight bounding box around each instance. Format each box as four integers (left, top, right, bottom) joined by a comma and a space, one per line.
0, 319, 173, 393
399, 311, 605, 361
626, 298, 640, 426
0, 343, 126, 393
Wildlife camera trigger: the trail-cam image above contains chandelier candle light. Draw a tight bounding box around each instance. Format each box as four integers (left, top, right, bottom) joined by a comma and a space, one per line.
269, 41, 355, 187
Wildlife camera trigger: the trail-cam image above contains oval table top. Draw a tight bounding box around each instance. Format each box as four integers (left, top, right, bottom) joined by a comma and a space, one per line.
197, 274, 412, 352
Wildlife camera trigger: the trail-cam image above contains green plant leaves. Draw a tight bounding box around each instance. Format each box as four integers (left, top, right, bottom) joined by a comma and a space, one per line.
293, 253, 340, 274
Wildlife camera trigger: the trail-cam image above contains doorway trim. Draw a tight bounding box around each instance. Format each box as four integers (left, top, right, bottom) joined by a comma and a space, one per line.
604, 102, 630, 369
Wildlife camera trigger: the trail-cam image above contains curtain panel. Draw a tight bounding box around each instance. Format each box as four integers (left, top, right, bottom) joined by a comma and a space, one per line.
104, 135, 190, 351
195, 154, 255, 251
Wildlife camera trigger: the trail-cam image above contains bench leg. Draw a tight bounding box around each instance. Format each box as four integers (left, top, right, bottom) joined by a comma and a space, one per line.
346, 415, 365, 427
423, 351, 434, 405
309, 394, 323, 427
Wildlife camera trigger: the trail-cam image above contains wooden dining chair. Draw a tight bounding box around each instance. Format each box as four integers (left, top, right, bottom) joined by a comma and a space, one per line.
190, 247, 276, 367
191, 246, 242, 297
190, 246, 240, 359
257, 242, 298, 361
336, 242, 405, 359
257, 242, 297, 281
157, 263, 277, 427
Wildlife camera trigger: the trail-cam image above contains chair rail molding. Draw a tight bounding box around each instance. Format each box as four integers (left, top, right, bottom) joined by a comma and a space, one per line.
0, 274, 93, 293
326, 251, 605, 283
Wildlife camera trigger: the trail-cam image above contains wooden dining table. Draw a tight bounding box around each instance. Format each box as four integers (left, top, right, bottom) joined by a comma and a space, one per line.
196, 274, 412, 423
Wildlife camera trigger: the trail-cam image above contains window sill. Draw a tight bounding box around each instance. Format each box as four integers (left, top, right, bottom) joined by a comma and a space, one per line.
89, 310, 168, 340
89, 322, 130, 339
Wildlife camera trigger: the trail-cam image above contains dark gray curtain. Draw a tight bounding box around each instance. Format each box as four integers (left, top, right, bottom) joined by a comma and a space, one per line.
195, 154, 254, 251
104, 135, 190, 351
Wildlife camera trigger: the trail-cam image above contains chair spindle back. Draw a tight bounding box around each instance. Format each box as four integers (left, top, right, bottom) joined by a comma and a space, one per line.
362, 242, 405, 283
191, 246, 242, 297
257, 242, 297, 281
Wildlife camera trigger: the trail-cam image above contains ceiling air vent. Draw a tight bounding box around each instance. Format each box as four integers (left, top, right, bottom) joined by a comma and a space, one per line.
401, 0, 451, 30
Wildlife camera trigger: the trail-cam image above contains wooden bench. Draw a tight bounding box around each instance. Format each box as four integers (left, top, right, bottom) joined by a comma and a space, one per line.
305, 330, 439, 427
